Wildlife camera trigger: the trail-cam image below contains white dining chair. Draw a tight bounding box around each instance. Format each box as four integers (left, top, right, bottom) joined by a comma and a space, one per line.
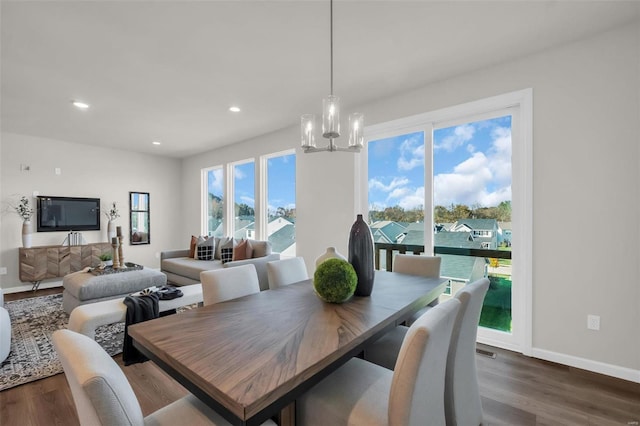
200, 264, 260, 306
52, 329, 276, 426
0, 292, 10, 363
297, 298, 461, 426
394, 254, 442, 325
364, 277, 490, 426
266, 257, 309, 289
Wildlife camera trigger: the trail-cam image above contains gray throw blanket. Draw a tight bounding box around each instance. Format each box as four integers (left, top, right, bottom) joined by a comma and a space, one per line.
123, 293, 160, 366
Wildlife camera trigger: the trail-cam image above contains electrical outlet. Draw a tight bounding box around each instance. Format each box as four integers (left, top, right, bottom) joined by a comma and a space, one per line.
587, 314, 600, 331
0, 267, 6, 275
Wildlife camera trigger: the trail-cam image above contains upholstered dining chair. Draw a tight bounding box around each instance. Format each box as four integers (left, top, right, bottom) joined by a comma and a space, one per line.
297, 298, 461, 426
364, 277, 490, 426
200, 264, 260, 306
394, 254, 442, 325
0, 292, 10, 363
52, 329, 276, 426
266, 257, 309, 289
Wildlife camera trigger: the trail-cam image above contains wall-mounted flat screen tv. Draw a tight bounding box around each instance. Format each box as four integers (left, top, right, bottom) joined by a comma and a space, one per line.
37, 196, 101, 232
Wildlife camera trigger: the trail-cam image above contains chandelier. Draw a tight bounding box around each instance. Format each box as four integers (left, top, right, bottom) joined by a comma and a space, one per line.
301, 0, 363, 153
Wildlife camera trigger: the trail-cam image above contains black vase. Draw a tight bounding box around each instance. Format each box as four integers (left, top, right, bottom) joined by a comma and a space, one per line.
348, 214, 375, 297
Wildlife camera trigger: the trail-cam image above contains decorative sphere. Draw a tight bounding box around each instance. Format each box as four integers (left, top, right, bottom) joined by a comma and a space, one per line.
313, 258, 357, 303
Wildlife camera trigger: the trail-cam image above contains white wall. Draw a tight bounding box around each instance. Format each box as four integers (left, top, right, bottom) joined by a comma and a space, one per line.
0, 133, 182, 291
181, 23, 640, 378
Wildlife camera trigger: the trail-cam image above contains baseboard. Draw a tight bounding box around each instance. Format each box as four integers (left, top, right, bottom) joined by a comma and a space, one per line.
531, 347, 640, 384
2, 280, 64, 294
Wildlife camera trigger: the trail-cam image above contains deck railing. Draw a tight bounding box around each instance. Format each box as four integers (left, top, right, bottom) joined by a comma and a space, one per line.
374, 242, 512, 272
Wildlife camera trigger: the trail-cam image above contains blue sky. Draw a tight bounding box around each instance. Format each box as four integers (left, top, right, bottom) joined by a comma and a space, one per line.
368, 115, 512, 210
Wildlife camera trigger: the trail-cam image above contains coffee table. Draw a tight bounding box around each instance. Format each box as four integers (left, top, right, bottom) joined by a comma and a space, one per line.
62, 266, 166, 314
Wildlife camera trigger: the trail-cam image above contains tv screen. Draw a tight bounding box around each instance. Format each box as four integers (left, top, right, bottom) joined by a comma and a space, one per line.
37, 196, 101, 232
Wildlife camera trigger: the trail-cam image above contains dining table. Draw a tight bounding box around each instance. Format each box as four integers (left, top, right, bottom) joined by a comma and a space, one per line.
129, 270, 448, 426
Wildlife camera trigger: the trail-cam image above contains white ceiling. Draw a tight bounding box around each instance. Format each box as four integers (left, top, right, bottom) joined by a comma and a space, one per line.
1, 1, 638, 158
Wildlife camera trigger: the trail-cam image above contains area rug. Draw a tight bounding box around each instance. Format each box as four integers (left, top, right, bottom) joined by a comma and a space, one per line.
0, 294, 124, 391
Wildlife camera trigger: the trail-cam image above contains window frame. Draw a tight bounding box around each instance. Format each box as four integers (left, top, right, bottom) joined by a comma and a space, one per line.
360, 89, 533, 355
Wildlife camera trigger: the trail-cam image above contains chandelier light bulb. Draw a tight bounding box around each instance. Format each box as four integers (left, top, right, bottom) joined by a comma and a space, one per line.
301, 114, 316, 149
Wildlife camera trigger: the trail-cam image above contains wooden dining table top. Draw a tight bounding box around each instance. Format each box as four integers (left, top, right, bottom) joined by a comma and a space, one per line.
129, 270, 447, 426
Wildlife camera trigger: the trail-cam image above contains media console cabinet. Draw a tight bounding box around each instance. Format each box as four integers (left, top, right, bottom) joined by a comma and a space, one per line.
19, 243, 112, 290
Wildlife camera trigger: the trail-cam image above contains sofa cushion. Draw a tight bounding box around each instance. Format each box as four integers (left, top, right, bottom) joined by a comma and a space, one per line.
161, 257, 224, 281
248, 240, 271, 258
196, 236, 215, 261
220, 238, 237, 264
215, 237, 229, 260
233, 239, 253, 261
189, 236, 197, 258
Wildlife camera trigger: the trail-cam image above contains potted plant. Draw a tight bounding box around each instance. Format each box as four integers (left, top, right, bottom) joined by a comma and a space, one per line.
104, 202, 119, 241
11, 196, 34, 248
99, 252, 113, 267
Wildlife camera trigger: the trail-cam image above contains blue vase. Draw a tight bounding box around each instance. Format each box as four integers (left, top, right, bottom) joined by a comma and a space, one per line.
348, 214, 375, 296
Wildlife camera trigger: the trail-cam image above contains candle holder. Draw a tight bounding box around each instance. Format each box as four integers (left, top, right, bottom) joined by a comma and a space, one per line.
111, 237, 121, 269
118, 235, 124, 268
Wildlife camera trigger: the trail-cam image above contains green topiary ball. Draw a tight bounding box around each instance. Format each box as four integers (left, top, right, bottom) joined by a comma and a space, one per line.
313, 258, 357, 303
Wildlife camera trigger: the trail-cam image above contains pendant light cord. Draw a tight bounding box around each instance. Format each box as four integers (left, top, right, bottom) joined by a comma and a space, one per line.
330, 0, 334, 96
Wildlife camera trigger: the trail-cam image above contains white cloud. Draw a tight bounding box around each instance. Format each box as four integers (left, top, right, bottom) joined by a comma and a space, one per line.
209, 168, 223, 193
397, 136, 424, 171
240, 196, 254, 205
434, 125, 512, 207
489, 126, 512, 185
234, 168, 246, 179
387, 187, 411, 200
435, 124, 475, 152
453, 152, 490, 175
398, 187, 425, 210
369, 177, 409, 192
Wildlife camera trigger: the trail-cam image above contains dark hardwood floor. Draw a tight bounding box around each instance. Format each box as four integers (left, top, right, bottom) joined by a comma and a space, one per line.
1, 288, 639, 425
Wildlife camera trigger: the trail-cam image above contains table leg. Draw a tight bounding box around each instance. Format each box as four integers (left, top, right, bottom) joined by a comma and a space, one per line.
279, 401, 296, 426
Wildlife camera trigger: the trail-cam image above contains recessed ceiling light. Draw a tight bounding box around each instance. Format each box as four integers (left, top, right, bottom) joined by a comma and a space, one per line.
229, 106, 241, 113
72, 100, 90, 109
152, 141, 161, 145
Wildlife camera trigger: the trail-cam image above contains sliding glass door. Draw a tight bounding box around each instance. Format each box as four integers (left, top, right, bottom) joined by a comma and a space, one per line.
362, 90, 532, 354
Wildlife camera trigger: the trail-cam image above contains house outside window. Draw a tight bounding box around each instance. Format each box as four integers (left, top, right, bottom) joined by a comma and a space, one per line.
264, 151, 296, 256
204, 166, 224, 237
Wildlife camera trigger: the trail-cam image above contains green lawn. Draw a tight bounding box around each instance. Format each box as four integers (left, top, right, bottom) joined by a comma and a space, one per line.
479, 275, 512, 332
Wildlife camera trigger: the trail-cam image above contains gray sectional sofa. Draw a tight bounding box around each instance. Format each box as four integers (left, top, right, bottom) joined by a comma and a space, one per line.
160, 239, 279, 291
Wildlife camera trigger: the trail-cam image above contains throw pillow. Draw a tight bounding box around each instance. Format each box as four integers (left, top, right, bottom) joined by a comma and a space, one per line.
220, 238, 237, 264
215, 237, 230, 260
189, 236, 197, 258
196, 236, 215, 261
232, 239, 253, 261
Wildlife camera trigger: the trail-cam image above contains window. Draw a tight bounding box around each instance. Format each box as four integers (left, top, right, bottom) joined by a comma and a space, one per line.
362, 89, 532, 355
204, 166, 224, 237
232, 160, 255, 240
434, 115, 513, 333
367, 131, 425, 270
264, 151, 296, 256
203, 151, 296, 256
